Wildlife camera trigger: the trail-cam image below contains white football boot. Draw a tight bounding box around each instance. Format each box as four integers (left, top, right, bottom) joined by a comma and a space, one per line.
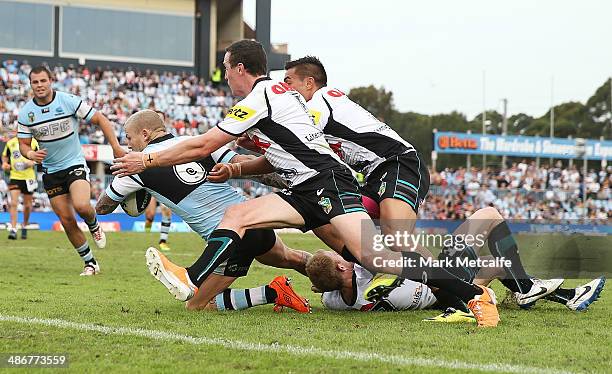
80, 262, 100, 276
566, 277, 606, 311
90, 225, 106, 249
515, 278, 564, 309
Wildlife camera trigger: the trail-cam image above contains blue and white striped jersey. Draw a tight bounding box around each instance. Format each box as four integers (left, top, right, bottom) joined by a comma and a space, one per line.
17, 91, 96, 173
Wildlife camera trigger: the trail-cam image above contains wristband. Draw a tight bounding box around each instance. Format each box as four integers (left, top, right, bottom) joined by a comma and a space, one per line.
142, 152, 160, 169
226, 162, 242, 178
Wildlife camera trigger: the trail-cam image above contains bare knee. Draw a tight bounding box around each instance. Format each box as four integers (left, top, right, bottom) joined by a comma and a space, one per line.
73, 202, 93, 217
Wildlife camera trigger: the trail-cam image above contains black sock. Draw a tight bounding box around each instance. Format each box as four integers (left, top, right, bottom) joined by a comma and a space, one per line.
544, 287, 575, 305
341, 246, 362, 266
186, 229, 241, 287
432, 289, 470, 313
488, 222, 533, 293
264, 285, 278, 303
400, 251, 483, 303
85, 216, 99, 232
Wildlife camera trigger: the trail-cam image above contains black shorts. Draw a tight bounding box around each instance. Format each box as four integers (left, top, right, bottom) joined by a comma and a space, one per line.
276, 167, 367, 232
8, 179, 34, 195
213, 229, 277, 278
42, 165, 89, 199
360, 151, 429, 213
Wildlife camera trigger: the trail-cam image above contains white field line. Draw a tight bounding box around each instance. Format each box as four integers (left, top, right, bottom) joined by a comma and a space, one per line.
0, 314, 574, 374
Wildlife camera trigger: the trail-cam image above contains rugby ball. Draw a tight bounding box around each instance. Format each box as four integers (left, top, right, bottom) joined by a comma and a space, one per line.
121, 190, 152, 217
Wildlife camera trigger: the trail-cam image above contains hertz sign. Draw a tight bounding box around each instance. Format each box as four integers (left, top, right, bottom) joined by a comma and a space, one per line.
437, 135, 478, 150
433, 131, 612, 160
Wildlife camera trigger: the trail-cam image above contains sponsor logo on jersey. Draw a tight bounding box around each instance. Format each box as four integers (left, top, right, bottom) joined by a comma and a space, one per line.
28, 111, 35, 123
12, 150, 21, 159
251, 134, 271, 153
42, 107, 50, 114
30, 119, 71, 139
55, 107, 64, 115
318, 196, 332, 214
271, 82, 294, 94
308, 110, 321, 125
327, 89, 345, 97
226, 106, 255, 122
305, 131, 323, 142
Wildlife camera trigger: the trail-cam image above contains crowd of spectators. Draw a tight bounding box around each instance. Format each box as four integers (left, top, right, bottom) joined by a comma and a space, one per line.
1, 59, 234, 144
422, 161, 611, 223
1, 60, 610, 223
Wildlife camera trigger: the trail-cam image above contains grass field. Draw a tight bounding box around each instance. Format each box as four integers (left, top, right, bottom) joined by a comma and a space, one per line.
0, 232, 610, 373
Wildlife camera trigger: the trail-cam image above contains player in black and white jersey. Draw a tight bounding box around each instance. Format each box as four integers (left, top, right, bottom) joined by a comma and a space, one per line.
112, 40, 500, 327
282, 56, 429, 254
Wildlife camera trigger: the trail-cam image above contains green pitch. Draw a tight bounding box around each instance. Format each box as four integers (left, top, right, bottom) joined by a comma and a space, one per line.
0, 232, 609, 373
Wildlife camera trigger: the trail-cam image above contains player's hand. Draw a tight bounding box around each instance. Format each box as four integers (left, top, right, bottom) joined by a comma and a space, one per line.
207, 163, 235, 183
111, 151, 144, 177
1, 162, 10, 171
112, 146, 127, 158
236, 134, 263, 154
27, 149, 47, 163
311, 285, 323, 293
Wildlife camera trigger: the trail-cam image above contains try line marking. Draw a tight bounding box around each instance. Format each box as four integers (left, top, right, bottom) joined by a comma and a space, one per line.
0, 314, 573, 374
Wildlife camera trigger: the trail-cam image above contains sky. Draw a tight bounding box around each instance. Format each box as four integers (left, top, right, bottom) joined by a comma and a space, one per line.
243, 0, 611, 120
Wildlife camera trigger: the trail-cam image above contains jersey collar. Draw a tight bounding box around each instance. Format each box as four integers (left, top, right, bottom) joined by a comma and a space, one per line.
148, 133, 174, 145
341, 270, 358, 306
32, 91, 56, 107
252, 76, 272, 90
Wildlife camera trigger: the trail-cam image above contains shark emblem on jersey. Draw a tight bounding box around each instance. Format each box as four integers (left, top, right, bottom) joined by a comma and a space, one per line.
318, 197, 332, 214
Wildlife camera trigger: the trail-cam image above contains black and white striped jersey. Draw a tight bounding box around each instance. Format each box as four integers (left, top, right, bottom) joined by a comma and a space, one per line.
216, 78, 345, 187
307, 87, 416, 178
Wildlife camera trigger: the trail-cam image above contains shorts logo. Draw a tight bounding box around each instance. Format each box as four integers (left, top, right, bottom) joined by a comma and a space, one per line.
28, 111, 35, 123
227, 264, 238, 272
316, 188, 324, 196
226, 106, 255, 122
378, 182, 386, 197
318, 197, 332, 214
70, 168, 85, 177
173, 162, 206, 185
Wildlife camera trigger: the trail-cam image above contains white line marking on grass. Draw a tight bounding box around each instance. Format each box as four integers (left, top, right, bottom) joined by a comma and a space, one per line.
0, 314, 573, 374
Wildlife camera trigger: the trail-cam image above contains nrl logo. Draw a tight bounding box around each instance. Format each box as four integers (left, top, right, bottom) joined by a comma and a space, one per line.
28, 111, 35, 123
318, 196, 332, 214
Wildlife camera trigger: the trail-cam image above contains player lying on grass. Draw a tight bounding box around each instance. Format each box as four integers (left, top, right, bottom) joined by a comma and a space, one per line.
96, 110, 311, 313
112, 40, 500, 327
305, 207, 605, 320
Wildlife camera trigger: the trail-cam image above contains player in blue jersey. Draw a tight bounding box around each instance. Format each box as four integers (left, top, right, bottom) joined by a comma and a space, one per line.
17, 66, 125, 276
96, 110, 311, 313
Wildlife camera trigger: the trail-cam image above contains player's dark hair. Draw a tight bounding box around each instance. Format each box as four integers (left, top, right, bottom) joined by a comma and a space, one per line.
28, 65, 53, 81
225, 39, 267, 76
284, 56, 327, 87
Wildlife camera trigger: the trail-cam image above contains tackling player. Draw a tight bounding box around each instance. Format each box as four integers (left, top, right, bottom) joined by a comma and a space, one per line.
17, 66, 125, 276
96, 110, 311, 313
2, 127, 38, 239
112, 40, 500, 327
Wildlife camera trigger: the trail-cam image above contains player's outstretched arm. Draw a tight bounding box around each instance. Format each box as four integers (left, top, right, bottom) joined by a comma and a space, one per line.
207, 155, 276, 183
90, 112, 126, 158
96, 191, 121, 215
111, 127, 236, 177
